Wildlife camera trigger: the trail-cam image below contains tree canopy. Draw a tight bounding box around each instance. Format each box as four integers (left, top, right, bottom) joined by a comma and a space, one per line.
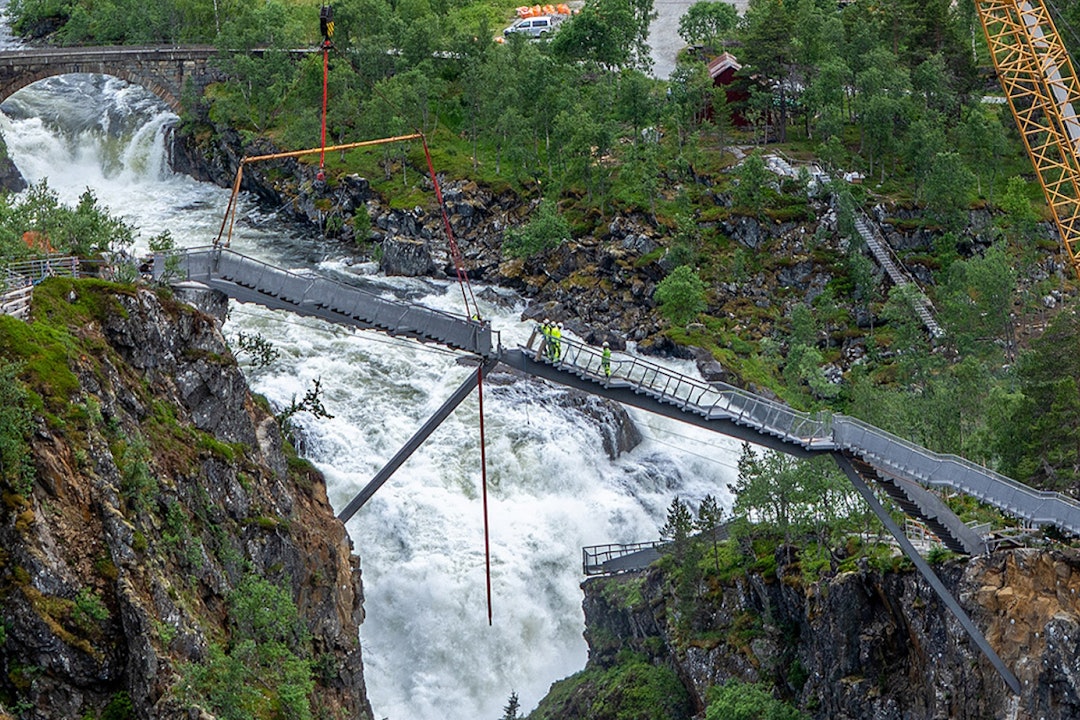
8, 0, 1080, 502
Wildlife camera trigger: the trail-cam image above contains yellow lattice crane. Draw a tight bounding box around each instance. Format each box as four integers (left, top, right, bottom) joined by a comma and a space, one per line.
978, 0, 1080, 278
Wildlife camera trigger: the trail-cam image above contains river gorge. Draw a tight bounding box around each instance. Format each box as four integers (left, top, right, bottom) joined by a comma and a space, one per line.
0, 66, 742, 717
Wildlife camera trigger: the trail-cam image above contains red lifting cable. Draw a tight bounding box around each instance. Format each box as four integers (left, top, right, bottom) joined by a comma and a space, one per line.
318, 5, 335, 182
418, 134, 490, 622
421, 134, 481, 322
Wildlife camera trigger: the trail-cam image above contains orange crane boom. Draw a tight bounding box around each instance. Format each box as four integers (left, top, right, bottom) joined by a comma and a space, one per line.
977, 0, 1080, 278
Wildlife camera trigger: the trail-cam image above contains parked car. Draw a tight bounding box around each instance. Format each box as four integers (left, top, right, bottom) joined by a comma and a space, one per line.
503, 15, 557, 38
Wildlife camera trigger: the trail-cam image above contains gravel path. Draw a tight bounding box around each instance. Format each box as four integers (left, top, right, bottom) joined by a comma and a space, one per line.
647, 0, 748, 79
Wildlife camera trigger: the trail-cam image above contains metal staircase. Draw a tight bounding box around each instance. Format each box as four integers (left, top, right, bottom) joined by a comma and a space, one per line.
757, 151, 942, 339
513, 330, 1080, 544
847, 456, 985, 554
851, 214, 944, 338
833, 417, 1080, 536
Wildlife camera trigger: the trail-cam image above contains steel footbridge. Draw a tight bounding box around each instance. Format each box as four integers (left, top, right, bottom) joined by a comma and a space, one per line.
155, 246, 1080, 694
154, 247, 1080, 551
156, 246, 494, 357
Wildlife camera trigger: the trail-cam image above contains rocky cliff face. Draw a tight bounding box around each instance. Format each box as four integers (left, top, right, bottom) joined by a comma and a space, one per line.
171, 125, 1074, 377
0, 279, 372, 719
573, 547, 1080, 720
170, 126, 811, 353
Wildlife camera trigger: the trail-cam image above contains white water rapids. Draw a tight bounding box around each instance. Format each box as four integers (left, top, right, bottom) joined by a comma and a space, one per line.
0, 73, 745, 718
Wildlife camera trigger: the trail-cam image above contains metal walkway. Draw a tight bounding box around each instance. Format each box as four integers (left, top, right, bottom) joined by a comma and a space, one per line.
510, 331, 1080, 549
155, 249, 1080, 545
852, 214, 944, 338
583, 541, 664, 576
155, 247, 494, 357
153, 250, 1046, 692
583, 524, 732, 576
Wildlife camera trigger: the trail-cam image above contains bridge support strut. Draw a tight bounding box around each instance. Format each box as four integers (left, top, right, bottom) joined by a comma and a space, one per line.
832, 452, 1021, 695
337, 357, 501, 522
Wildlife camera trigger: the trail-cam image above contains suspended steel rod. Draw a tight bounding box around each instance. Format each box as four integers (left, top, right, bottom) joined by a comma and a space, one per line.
478, 363, 493, 625
832, 452, 1021, 696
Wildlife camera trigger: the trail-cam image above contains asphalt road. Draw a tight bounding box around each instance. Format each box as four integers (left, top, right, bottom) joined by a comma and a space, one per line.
648, 0, 748, 79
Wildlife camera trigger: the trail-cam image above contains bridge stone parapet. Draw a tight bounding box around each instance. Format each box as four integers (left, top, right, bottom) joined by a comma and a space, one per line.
0, 45, 221, 111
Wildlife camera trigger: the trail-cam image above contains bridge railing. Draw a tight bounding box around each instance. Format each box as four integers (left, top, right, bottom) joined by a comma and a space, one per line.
527, 328, 833, 448
160, 246, 496, 356
833, 415, 1080, 534
524, 327, 1080, 534
3, 255, 81, 283
582, 541, 663, 575
0, 255, 82, 320
0, 276, 31, 320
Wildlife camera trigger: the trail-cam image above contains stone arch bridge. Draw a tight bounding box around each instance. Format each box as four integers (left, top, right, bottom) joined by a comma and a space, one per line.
0, 45, 221, 112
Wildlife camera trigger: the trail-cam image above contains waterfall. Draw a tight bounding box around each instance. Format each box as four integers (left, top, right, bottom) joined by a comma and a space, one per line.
0, 73, 741, 718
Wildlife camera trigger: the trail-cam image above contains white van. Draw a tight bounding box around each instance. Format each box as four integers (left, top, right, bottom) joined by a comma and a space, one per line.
503, 16, 556, 38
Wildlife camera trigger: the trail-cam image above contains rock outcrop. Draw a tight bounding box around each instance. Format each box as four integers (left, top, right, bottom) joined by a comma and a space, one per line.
572, 547, 1080, 720
0, 279, 373, 719
172, 124, 1077, 379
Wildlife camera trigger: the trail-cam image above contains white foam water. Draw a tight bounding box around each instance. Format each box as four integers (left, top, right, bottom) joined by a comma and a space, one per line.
0, 74, 743, 718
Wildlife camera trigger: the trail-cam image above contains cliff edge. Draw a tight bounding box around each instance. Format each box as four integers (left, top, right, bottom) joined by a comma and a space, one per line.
532, 546, 1080, 720
0, 278, 373, 720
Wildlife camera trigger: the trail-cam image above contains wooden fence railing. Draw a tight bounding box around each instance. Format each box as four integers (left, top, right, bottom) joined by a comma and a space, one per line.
1, 255, 81, 321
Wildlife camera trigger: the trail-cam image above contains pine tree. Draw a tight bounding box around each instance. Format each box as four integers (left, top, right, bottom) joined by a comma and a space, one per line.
501, 691, 521, 720
659, 495, 695, 563
695, 494, 725, 574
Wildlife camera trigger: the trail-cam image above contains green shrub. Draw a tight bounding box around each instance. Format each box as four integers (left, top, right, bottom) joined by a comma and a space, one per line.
228, 576, 308, 649
529, 651, 692, 720
94, 555, 119, 581
72, 588, 109, 634
502, 201, 571, 259
705, 679, 805, 720
352, 204, 372, 243
131, 531, 148, 553
0, 359, 33, 495
180, 575, 314, 720
598, 575, 646, 610
100, 691, 134, 720
118, 434, 157, 515
162, 500, 203, 568
926, 546, 956, 565
654, 266, 707, 326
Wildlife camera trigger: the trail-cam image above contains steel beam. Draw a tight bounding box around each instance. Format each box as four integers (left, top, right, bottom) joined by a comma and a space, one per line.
832, 452, 1021, 695
337, 357, 500, 522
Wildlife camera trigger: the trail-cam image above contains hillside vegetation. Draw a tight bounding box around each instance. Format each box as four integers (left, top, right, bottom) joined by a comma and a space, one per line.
9, 0, 1080, 494
8, 1, 1080, 717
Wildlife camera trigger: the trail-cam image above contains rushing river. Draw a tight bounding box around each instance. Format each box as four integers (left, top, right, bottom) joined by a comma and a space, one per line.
0, 73, 743, 718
